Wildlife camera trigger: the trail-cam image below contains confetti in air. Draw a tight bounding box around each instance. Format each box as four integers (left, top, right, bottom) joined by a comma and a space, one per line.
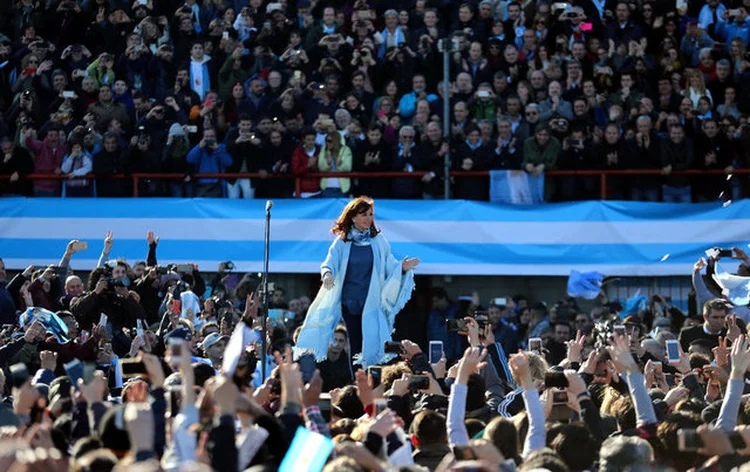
723, 200, 732, 208
660, 254, 670, 262
719, 191, 725, 199
727, 174, 733, 181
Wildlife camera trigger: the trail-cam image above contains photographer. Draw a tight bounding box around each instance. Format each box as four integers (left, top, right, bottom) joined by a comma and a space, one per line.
70, 261, 144, 357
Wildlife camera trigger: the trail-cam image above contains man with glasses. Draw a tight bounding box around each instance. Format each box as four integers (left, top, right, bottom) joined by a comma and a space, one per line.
515, 103, 540, 142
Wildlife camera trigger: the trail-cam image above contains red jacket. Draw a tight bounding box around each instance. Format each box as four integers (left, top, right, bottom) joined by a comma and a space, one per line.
291, 144, 321, 195
25, 136, 66, 193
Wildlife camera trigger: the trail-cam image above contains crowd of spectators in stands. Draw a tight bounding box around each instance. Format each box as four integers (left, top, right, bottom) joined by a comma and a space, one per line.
0, 231, 746, 471
1, 0, 750, 201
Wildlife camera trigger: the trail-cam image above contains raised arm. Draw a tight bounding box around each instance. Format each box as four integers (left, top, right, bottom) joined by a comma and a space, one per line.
716, 335, 750, 431
510, 350, 546, 459
97, 230, 114, 267
609, 334, 657, 426
447, 347, 487, 446
146, 231, 159, 267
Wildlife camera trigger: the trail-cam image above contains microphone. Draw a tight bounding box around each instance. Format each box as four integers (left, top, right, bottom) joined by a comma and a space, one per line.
265, 200, 274, 212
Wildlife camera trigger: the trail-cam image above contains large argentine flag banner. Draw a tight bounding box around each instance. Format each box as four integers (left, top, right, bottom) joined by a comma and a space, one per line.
0, 198, 747, 276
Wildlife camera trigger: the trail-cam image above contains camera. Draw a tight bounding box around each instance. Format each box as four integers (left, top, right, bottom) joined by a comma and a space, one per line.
103, 261, 130, 288
223, 261, 235, 271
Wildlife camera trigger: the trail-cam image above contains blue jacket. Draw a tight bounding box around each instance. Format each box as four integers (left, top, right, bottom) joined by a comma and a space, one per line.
186, 143, 232, 184
716, 18, 750, 52
0, 282, 15, 325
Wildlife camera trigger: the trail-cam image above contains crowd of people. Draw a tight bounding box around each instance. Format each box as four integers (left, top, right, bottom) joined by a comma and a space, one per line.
0, 231, 746, 471
1, 0, 750, 201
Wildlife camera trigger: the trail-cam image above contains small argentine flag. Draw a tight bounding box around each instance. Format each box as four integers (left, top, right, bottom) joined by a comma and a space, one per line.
279, 427, 335, 472
489, 170, 545, 204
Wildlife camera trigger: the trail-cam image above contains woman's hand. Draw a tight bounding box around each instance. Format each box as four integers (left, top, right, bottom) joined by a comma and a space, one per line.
322, 272, 334, 290
401, 256, 419, 272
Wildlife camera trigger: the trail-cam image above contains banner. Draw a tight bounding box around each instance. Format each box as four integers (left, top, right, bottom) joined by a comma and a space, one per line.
0, 198, 748, 276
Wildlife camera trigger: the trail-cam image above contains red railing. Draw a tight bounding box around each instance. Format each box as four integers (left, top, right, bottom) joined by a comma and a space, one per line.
0, 169, 744, 199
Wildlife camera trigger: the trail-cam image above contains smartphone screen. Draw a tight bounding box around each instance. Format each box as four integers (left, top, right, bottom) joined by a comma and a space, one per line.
298, 354, 316, 383
613, 325, 626, 337
580, 22, 593, 31
172, 299, 181, 314
64, 359, 84, 387
368, 366, 382, 388
666, 340, 680, 363
429, 341, 443, 364
528, 338, 542, 352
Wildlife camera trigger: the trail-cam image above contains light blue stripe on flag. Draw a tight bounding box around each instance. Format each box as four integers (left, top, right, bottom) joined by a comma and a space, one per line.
279, 427, 334, 472
489, 170, 544, 204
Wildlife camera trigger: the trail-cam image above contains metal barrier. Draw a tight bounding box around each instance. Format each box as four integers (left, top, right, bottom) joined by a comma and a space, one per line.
0, 169, 744, 199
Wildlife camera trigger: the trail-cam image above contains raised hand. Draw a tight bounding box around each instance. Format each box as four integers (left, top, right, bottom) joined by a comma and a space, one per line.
725, 314, 741, 343
457, 346, 487, 384
712, 336, 730, 367
566, 329, 585, 363
147, 230, 159, 246
322, 272, 334, 290
103, 230, 113, 253
730, 335, 750, 380
508, 350, 533, 390
607, 333, 639, 374
401, 256, 419, 272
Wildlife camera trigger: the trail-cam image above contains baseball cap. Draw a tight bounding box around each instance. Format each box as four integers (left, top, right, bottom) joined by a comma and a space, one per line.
200, 332, 228, 350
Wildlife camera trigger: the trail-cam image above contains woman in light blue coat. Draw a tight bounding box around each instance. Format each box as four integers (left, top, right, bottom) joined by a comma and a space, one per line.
295, 197, 419, 366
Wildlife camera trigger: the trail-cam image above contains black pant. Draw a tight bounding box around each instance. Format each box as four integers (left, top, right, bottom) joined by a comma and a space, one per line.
341, 304, 363, 359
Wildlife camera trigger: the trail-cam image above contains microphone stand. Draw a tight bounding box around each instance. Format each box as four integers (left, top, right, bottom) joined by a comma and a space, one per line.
261, 200, 273, 381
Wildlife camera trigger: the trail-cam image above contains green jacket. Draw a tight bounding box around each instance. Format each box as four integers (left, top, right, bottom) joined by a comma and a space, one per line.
522, 136, 561, 169
217, 55, 252, 100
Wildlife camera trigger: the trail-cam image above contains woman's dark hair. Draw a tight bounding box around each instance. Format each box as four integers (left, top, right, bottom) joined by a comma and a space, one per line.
331, 197, 381, 241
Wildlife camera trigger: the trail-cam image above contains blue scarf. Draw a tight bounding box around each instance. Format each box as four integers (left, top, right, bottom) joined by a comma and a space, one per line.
465, 138, 484, 151
349, 228, 372, 246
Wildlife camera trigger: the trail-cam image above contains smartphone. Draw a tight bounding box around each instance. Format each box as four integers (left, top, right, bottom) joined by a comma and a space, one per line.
580, 22, 593, 31
545, 371, 569, 388
493, 297, 507, 306
24, 68, 37, 76
10, 363, 30, 389
138, 0, 148, 4
429, 340, 443, 364
613, 325, 627, 337
446, 319, 467, 332
82, 363, 96, 385
528, 338, 542, 352
64, 359, 84, 387
666, 339, 681, 364
266, 3, 282, 13
374, 398, 387, 415
176, 264, 193, 273
136, 319, 145, 338
186, 125, 198, 133
665, 373, 676, 387
477, 90, 489, 98
678, 428, 747, 451
99, 313, 108, 326
120, 358, 149, 378
222, 31, 229, 40
168, 338, 183, 365
298, 354, 316, 383
384, 341, 404, 354
408, 375, 430, 391
718, 249, 733, 258
294, 70, 302, 80
172, 299, 181, 314
552, 391, 569, 404
728, 8, 740, 17
368, 366, 382, 388
62, 90, 76, 99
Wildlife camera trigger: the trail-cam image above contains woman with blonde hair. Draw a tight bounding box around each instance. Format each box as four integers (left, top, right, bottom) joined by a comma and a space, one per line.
684, 68, 712, 108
